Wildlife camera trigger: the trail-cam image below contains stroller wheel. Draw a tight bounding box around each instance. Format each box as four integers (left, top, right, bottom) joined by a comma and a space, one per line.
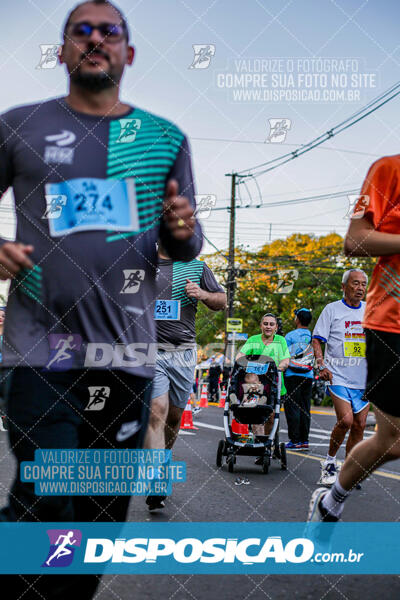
228, 457, 234, 473
272, 445, 281, 460
279, 442, 287, 470
216, 440, 224, 468
262, 456, 270, 474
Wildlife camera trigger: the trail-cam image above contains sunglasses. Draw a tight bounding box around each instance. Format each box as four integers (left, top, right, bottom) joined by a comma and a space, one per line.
68, 22, 126, 43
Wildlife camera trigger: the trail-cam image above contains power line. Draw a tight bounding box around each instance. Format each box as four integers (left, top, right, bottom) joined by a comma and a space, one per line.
0, 182, 362, 212
237, 79, 400, 179
202, 233, 229, 261
191, 136, 379, 158
208, 187, 358, 212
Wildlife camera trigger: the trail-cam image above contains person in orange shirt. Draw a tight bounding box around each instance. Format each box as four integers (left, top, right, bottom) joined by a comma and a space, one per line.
309, 155, 400, 521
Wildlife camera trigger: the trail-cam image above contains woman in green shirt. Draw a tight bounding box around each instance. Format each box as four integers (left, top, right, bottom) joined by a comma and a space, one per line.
236, 313, 290, 449
237, 313, 290, 396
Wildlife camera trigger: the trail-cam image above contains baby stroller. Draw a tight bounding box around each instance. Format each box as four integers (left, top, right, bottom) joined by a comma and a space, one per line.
216, 354, 287, 474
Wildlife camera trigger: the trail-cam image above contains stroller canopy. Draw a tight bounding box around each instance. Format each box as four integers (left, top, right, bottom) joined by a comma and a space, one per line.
229, 354, 279, 404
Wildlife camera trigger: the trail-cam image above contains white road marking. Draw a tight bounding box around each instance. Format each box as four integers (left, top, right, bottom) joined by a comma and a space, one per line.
309, 426, 373, 437
193, 421, 224, 431
193, 420, 400, 477
194, 422, 373, 440
280, 428, 330, 440
301, 443, 329, 447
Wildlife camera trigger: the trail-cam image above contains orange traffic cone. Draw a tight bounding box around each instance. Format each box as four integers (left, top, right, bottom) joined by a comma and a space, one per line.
199, 383, 209, 408
231, 419, 249, 435
218, 388, 227, 408
180, 401, 199, 430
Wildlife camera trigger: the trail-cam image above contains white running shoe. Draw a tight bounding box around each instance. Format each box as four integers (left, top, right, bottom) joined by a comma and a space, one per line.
318, 461, 338, 487
308, 487, 338, 522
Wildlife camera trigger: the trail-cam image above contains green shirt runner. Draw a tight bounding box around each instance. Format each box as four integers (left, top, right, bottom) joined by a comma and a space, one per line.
240, 333, 290, 395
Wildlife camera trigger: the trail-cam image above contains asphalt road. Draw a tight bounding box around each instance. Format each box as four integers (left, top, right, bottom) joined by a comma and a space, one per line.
0, 405, 399, 599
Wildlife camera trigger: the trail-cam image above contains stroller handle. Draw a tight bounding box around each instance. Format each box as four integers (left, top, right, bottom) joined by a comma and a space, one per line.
268, 371, 282, 442
277, 371, 282, 398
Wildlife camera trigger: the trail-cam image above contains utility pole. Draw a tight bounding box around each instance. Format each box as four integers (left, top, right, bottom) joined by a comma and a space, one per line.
224, 172, 237, 363
227, 172, 237, 318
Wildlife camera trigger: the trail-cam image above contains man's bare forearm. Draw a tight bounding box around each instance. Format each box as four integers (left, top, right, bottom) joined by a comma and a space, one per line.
201, 291, 226, 311
312, 338, 324, 366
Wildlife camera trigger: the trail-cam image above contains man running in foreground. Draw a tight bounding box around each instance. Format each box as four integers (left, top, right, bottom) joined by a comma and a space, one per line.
309, 155, 400, 521
312, 269, 368, 487
0, 1, 202, 597
144, 245, 226, 510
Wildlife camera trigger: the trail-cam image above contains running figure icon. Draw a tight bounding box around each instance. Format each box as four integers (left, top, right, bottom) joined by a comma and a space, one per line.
85, 386, 110, 411
37, 45, 59, 69
120, 269, 145, 294
45, 531, 77, 566
45, 335, 76, 370
117, 118, 141, 143
189, 45, 215, 69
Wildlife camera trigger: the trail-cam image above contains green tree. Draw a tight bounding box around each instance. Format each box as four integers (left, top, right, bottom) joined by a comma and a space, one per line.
196, 233, 375, 345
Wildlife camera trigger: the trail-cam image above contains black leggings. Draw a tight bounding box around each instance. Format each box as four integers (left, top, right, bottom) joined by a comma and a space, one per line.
284, 375, 313, 444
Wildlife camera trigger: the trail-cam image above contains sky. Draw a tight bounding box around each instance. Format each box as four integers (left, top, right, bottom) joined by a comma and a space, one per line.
0, 0, 400, 268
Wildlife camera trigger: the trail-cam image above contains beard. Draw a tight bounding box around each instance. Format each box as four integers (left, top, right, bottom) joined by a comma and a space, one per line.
70, 67, 120, 92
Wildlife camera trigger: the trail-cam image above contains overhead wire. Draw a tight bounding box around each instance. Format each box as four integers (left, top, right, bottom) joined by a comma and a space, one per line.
190, 137, 379, 157
237, 80, 400, 178
209, 187, 359, 212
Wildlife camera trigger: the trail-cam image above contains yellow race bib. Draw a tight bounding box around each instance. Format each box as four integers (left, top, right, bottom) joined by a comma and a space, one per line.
343, 341, 366, 358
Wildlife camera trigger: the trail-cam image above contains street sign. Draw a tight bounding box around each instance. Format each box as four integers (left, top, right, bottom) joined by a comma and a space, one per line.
228, 333, 248, 341
226, 318, 243, 332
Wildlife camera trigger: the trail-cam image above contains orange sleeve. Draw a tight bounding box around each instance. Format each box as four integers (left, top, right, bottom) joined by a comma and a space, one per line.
356, 157, 399, 229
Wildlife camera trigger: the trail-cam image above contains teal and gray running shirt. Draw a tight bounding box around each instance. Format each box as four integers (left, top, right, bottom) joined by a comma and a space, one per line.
155, 258, 224, 346
0, 98, 203, 377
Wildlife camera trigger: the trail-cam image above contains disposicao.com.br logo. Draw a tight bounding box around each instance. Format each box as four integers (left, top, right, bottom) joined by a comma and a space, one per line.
42, 529, 82, 567
82, 536, 362, 565
0, 522, 376, 574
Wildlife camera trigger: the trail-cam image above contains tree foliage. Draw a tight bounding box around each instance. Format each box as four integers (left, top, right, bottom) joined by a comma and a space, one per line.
196, 233, 376, 346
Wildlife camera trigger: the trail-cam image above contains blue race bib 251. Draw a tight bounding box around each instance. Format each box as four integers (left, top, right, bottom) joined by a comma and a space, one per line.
154, 300, 181, 320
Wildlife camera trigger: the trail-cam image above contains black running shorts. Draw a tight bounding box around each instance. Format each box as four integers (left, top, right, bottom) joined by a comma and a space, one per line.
365, 328, 400, 417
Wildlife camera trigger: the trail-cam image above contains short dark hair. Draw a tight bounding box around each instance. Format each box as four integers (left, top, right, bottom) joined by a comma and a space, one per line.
296, 309, 312, 326
276, 317, 284, 336
63, 0, 130, 42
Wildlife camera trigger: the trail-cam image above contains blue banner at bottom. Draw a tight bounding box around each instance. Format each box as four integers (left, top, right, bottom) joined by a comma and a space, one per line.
0, 522, 397, 574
